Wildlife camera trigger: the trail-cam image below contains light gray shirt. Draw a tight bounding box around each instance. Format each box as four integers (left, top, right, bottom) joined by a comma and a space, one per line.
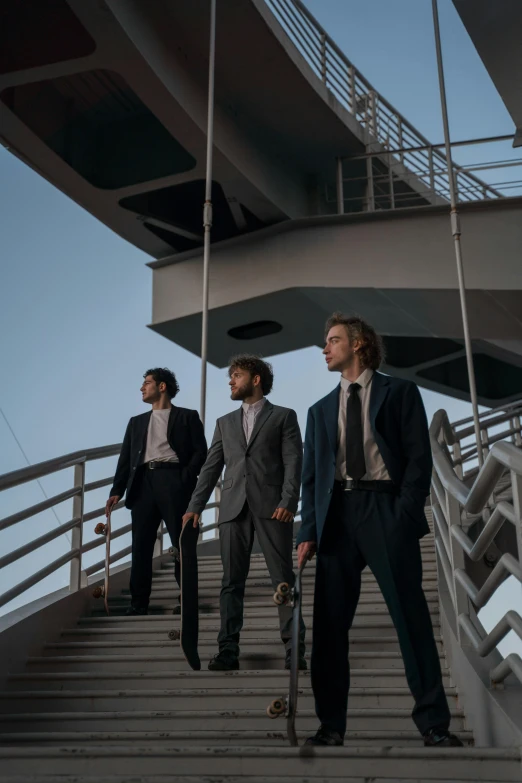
242, 397, 266, 443
335, 368, 390, 481
143, 408, 179, 463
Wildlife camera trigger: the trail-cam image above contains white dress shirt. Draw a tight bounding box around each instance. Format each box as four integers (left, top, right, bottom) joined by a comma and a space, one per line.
242, 397, 266, 444
143, 408, 179, 463
335, 368, 390, 481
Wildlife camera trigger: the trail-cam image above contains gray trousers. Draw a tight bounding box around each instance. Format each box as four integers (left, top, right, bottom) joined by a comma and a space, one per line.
217, 501, 306, 659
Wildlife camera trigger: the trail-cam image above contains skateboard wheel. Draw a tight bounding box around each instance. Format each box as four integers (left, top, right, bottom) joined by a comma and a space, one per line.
168, 629, 180, 640
273, 591, 287, 606
92, 586, 104, 598
267, 697, 286, 718
94, 522, 107, 536
276, 582, 290, 596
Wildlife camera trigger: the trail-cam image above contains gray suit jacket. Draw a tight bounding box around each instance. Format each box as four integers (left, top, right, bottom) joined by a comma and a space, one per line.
187, 400, 303, 523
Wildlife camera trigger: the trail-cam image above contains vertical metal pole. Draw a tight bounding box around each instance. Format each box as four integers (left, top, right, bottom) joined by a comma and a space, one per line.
319, 33, 327, 83
200, 0, 217, 428
432, 0, 483, 466
336, 157, 344, 214
397, 116, 404, 164
366, 147, 375, 212
428, 145, 435, 194
70, 461, 85, 592
349, 65, 356, 114
388, 150, 395, 210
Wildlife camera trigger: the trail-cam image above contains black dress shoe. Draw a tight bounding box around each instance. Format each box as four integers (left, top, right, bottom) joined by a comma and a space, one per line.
208, 652, 240, 671
423, 727, 464, 747
284, 652, 307, 671
125, 606, 148, 616
305, 725, 344, 746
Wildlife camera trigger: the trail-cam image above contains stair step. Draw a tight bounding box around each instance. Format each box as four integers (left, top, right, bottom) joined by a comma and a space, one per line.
59, 619, 441, 635
1, 745, 519, 780
0, 706, 466, 732
0, 686, 457, 712
0, 727, 473, 748
8, 668, 452, 690
25, 650, 448, 673
56, 632, 442, 652
39, 636, 443, 657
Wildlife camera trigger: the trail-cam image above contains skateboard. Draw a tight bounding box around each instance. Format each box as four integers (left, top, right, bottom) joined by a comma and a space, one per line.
179, 521, 201, 670
92, 510, 112, 616
266, 560, 306, 746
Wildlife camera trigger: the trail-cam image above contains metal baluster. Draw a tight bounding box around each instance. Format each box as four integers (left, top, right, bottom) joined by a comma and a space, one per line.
397, 117, 404, 164
320, 33, 327, 83
428, 146, 435, 194
336, 157, 344, 214
349, 65, 356, 114
366, 147, 375, 212
69, 461, 86, 591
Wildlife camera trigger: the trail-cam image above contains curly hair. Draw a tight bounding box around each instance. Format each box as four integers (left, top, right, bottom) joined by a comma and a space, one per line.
324, 313, 385, 370
228, 354, 274, 395
144, 368, 180, 399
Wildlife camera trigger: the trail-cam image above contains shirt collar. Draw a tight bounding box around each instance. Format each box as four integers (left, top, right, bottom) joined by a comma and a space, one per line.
340, 368, 374, 392
242, 397, 266, 415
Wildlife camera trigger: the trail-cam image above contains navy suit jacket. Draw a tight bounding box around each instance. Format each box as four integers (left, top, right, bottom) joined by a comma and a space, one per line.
296, 372, 432, 549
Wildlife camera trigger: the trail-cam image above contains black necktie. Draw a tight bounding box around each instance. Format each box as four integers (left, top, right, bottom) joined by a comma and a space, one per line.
345, 382, 366, 480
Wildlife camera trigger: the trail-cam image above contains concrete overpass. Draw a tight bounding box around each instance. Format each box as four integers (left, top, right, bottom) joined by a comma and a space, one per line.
149, 196, 522, 407
1, 0, 520, 403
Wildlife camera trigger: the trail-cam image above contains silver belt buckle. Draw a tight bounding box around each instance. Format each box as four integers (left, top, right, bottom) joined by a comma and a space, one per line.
149, 461, 156, 470
344, 480, 352, 491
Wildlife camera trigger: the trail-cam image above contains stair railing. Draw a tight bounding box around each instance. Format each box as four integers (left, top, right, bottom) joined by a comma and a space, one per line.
0, 448, 220, 612
429, 403, 522, 687
264, 0, 499, 204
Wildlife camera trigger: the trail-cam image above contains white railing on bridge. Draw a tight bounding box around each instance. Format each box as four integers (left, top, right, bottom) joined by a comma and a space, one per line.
0, 449, 221, 611
265, 0, 502, 206
430, 400, 522, 687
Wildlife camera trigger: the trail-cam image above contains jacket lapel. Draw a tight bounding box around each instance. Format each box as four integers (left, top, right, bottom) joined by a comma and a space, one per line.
246, 400, 273, 450
167, 404, 180, 440
140, 410, 152, 452
232, 407, 248, 450
369, 372, 390, 430
321, 385, 340, 456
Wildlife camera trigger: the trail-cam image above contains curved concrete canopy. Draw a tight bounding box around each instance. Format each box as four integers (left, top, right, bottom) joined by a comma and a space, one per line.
0, 0, 441, 261
149, 198, 522, 406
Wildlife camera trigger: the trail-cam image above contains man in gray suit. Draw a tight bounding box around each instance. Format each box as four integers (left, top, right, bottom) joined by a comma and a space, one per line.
182, 354, 305, 671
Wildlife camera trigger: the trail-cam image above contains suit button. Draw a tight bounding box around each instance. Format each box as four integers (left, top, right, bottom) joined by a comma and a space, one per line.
327, 488, 332, 494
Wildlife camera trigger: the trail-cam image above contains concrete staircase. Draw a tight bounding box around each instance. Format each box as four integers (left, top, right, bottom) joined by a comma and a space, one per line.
0, 524, 520, 781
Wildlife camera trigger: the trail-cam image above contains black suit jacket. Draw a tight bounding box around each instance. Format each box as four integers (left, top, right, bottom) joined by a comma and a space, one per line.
110, 406, 208, 508
296, 372, 432, 549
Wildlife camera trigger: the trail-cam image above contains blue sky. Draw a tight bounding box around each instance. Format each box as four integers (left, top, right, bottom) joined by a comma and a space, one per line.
0, 0, 520, 656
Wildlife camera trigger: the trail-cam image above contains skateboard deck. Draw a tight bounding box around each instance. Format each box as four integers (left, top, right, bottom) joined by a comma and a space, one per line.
92, 511, 111, 615
267, 561, 306, 746
179, 521, 201, 670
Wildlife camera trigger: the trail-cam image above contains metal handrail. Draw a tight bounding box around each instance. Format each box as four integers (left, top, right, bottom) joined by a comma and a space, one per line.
265, 0, 498, 205
0, 444, 220, 611
429, 405, 522, 686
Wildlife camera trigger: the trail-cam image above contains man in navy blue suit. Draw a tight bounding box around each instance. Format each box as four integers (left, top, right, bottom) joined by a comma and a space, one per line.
297, 313, 462, 748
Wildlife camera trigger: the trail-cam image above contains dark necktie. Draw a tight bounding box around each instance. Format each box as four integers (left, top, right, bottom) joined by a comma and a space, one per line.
345, 382, 366, 480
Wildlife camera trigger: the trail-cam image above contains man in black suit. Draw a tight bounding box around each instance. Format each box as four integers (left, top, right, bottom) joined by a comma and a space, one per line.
297, 314, 462, 748
106, 368, 207, 616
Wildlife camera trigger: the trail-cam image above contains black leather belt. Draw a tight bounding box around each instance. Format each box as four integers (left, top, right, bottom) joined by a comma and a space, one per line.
145, 461, 180, 470
334, 479, 396, 493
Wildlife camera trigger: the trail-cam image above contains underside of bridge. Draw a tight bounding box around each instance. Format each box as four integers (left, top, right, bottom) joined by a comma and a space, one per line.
149, 199, 522, 407
1, 0, 520, 405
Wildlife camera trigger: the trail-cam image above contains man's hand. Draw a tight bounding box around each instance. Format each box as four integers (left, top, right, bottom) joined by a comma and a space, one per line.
271, 507, 294, 523
182, 512, 201, 529
297, 541, 316, 569
105, 496, 120, 517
